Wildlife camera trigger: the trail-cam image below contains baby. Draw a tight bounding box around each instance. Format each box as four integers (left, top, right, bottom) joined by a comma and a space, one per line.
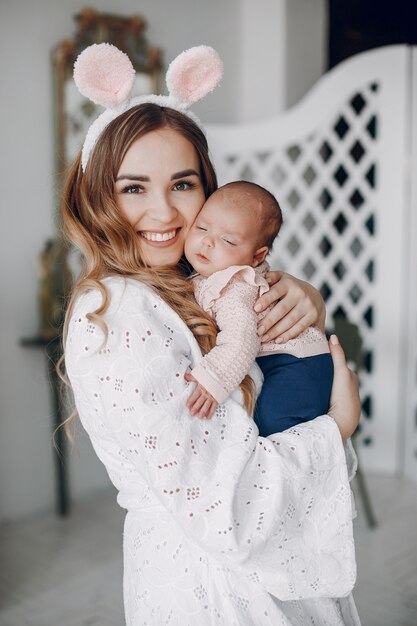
184, 180, 333, 436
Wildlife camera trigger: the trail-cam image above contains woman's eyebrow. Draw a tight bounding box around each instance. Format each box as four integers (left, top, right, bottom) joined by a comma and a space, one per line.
115, 170, 199, 182
116, 174, 150, 182
171, 169, 199, 180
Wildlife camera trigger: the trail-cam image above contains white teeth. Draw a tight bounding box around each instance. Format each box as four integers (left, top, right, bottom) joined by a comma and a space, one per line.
140, 230, 177, 242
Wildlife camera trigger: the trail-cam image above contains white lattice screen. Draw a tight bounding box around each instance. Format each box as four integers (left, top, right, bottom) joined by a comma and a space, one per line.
206, 46, 413, 476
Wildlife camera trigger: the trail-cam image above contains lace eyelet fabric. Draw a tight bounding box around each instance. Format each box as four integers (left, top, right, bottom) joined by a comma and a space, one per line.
65, 277, 360, 625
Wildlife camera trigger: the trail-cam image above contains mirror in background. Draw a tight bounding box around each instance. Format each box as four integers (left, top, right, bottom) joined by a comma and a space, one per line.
52, 7, 162, 191
49, 8, 163, 313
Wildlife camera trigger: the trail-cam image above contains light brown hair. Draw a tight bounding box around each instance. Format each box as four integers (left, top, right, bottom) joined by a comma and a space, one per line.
60, 104, 255, 438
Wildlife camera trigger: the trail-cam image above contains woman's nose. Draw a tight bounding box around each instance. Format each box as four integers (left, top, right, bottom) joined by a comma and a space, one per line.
147, 192, 177, 223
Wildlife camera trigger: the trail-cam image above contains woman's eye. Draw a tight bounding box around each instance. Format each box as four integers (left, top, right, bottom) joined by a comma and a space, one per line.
122, 184, 143, 194
173, 181, 193, 191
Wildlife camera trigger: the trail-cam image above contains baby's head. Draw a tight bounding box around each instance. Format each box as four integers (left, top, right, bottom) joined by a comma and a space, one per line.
184, 180, 282, 277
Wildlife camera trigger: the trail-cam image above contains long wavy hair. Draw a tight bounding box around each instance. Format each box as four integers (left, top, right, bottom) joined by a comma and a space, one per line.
60, 104, 255, 438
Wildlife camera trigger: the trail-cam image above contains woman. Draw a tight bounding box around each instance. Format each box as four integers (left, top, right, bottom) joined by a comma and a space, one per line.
63, 44, 361, 624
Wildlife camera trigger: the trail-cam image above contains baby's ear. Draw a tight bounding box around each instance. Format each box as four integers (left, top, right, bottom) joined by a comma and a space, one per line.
252, 246, 269, 267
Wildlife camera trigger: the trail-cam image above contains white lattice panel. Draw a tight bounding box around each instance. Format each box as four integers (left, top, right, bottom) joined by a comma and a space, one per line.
206, 46, 411, 474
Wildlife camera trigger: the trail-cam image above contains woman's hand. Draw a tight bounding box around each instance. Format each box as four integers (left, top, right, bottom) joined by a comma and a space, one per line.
328, 335, 361, 440
254, 271, 326, 343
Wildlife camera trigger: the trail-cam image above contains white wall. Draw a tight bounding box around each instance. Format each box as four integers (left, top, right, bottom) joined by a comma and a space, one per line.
238, 0, 287, 120
0, 0, 325, 521
285, 0, 327, 109
237, 0, 326, 121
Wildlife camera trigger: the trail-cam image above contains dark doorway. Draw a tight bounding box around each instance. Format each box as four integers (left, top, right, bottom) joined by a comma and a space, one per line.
328, 1, 417, 69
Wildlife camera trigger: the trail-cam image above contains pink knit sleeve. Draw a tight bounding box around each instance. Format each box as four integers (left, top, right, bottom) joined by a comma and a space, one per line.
191, 277, 261, 404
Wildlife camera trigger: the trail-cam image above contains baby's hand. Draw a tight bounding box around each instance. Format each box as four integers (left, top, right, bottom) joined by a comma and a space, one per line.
184, 373, 218, 419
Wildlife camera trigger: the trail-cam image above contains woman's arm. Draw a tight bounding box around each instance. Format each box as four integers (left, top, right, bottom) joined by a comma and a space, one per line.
255, 271, 325, 343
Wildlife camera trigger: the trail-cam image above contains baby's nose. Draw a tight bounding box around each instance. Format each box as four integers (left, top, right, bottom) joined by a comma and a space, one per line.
203, 235, 214, 248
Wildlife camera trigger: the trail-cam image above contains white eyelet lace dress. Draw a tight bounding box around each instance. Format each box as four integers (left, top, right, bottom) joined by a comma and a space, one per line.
65, 277, 361, 626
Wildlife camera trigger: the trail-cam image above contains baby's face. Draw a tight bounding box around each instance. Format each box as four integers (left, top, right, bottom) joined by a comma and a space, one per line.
184, 192, 267, 277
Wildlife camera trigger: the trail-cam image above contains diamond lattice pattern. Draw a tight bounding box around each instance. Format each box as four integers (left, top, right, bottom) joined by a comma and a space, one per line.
215, 85, 379, 450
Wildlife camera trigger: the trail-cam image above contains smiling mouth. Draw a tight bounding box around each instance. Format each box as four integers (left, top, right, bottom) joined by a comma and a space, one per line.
138, 228, 180, 246
139, 229, 178, 242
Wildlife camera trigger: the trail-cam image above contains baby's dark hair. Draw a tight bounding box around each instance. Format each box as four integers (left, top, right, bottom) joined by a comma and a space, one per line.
217, 180, 283, 249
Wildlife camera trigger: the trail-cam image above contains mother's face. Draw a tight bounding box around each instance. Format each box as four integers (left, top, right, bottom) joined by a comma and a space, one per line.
115, 127, 206, 268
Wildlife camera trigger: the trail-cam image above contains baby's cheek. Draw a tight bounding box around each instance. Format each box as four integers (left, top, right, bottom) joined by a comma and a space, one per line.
184, 236, 192, 257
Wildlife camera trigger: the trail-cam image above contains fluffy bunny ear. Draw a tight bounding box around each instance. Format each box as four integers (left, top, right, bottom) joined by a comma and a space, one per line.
166, 45, 223, 105
73, 43, 136, 108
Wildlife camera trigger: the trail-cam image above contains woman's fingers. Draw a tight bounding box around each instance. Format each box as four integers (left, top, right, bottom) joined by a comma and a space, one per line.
261, 307, 315, 343
329, 334, 347, 367
264, 270, 284, 287
271, 314, 314, 344
256, 297, 297, 340
258, 297, 317, 342
255, 272, 324, 342
255, 277, 289, 315
328, 335, 361, 440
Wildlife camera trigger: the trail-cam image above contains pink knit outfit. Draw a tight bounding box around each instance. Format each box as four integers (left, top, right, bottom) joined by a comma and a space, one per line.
191, 263, 329, 404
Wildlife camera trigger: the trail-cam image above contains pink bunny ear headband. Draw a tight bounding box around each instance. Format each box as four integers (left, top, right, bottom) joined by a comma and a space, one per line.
73, 43, 223, 171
